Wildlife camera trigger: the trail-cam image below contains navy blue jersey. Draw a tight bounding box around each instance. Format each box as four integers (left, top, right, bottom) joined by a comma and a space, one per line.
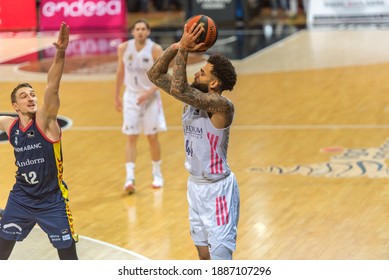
0, 118, 77, 247
8, 118, 68, 199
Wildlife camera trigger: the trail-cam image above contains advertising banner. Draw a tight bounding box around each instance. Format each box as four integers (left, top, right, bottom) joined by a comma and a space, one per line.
308, 0, 389, 28
42, 32, 125, 58
39, 0, 127, 30
0, 0, 37, 30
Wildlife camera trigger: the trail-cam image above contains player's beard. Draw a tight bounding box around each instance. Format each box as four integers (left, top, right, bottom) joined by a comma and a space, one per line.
191, 81, 208, 93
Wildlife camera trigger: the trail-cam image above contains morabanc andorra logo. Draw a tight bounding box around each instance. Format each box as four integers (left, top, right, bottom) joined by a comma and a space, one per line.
250, 138, 389, 178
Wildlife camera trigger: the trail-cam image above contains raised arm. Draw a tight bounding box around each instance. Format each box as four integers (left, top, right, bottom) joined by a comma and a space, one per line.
36, 22, 69, 139
147, 43, 179, 94
170, 24, 234, 128
147, 23, 205, 98
148, 43, 164, 95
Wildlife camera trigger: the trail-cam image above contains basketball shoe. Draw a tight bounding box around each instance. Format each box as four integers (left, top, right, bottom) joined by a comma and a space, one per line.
152, 174, 163, 188
124, 179, 135, 194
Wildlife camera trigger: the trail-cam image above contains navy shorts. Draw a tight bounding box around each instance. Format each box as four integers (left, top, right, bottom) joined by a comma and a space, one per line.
0, 188, 77, 249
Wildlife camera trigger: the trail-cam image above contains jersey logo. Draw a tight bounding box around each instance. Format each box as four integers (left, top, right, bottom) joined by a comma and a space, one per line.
3, 222, 22, 232
27, 130, 35, 138
0, 113, 72, 143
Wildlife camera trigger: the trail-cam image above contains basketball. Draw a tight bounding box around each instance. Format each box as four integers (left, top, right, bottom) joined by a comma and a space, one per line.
185, 14, 218, 52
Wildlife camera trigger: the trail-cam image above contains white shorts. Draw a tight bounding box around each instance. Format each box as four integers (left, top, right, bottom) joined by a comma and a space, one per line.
187, 172, 240, 253
122, 89, 167, 135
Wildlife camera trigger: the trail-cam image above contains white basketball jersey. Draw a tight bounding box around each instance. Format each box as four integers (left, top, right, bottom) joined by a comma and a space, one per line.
182, 105, 231, 182
123, 38, 155, 92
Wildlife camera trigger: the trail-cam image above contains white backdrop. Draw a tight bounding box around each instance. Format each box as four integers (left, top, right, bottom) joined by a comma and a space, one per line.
307, 0, 389, 28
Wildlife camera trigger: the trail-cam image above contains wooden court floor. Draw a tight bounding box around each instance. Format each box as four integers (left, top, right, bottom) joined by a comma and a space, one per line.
2, 28, 389, 259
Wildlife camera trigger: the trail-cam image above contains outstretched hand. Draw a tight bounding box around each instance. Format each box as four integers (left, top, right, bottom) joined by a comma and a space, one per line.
179, 23, 206, 52
53, 22, 70, 50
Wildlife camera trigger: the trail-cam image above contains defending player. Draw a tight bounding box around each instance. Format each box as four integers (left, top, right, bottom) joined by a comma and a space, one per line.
0, 22, 78, 260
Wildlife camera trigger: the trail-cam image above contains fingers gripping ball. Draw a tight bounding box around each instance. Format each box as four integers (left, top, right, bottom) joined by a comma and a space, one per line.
185, 15, 218, 52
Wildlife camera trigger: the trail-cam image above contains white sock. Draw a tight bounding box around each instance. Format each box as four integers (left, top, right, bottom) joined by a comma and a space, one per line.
152, 160, 162, 177
125, 162, 135, 181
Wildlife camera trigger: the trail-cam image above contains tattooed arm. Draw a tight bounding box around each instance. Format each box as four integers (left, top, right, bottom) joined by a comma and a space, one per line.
147, 23, 206, 97
147, 43, 179, 95
170, 24, 235, 129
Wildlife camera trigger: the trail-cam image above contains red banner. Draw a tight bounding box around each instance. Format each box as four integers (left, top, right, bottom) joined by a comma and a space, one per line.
0, 0, 37, 30
39, 0, 127, 31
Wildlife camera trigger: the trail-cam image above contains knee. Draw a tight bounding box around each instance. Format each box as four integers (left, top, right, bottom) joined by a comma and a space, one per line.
198, 251, 211, 260
57, 240, 78, 260
147, 134, 159, 144
0, 249, 12, 260
127, 135, 139, 145
0, 238, 16, 260
196, 245, 211, 260
211, 245, 232, 260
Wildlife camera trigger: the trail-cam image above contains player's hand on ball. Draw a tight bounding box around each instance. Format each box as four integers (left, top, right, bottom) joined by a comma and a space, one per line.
180, 23, 206, 52
183, 15, 218, 52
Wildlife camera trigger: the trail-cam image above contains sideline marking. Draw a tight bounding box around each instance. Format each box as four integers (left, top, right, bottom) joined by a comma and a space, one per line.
79, 235, 149, 260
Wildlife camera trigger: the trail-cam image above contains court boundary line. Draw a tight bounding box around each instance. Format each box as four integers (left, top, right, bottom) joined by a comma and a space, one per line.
8, 225, 150, 260
79, 235, 150, 260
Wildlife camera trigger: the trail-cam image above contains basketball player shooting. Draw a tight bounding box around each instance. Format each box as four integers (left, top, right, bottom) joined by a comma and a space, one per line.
147, 20, 240, 260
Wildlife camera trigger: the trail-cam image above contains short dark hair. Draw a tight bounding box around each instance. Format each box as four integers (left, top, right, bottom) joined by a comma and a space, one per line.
11, 83, 33, 103
207, 54, 237, 92
132, 19, 150, 31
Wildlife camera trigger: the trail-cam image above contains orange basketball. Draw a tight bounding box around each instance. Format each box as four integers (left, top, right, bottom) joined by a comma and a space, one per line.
185, 14, 218, 52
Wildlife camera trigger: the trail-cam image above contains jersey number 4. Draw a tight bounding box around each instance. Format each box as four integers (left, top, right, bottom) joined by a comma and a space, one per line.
186, 140, 193, 157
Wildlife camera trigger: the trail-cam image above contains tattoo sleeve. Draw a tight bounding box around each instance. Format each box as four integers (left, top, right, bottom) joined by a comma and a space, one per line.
147, 44, 178, 94
171, 49, 234, 117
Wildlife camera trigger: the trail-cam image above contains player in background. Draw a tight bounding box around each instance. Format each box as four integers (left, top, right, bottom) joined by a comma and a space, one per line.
115, 19, 167, 194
